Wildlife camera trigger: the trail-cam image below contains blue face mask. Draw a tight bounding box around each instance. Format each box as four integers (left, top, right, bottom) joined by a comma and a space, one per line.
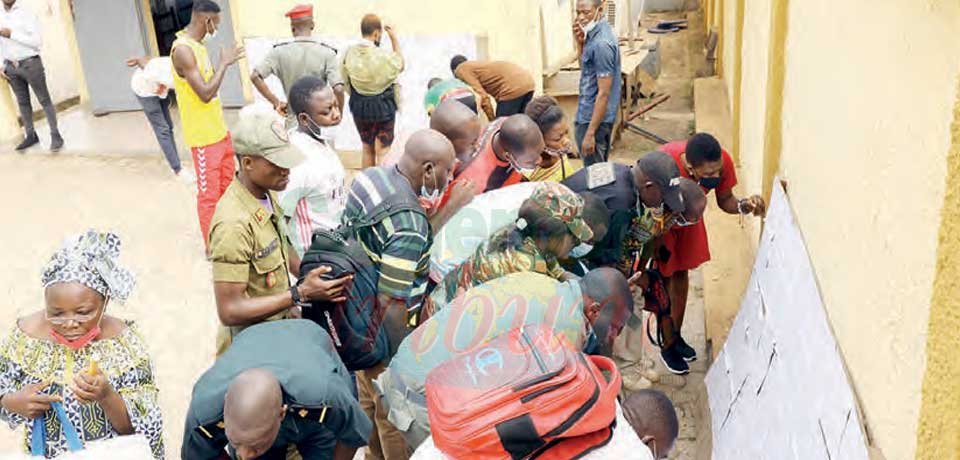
569, 242, 594, 259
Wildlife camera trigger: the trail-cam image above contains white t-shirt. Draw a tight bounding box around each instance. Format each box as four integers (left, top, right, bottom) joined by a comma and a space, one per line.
411, 403, 654, 460
130, 57, 174, 98
279, 130, 348, 257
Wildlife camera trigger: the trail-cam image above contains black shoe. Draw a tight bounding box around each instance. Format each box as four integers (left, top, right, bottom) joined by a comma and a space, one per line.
50, 133, 64, 152
676, 334, 698, 362
15, 133, 39, 152
660, 342, 690, 375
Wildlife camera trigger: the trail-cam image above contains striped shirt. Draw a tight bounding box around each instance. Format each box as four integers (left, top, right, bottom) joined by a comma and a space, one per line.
279, 130, 347, 257
343, 166, 433, 314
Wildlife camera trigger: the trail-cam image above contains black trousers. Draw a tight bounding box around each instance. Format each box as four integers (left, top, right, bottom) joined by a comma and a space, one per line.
3, 56, 58, 136
495, 91, 534, 117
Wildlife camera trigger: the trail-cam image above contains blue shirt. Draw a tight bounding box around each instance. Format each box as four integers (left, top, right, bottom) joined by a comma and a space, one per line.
576, 21, 622, 125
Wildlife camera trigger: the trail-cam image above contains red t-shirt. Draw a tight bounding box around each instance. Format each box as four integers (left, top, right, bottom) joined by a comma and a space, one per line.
438, 118, 526, 209
660, 141, 737, 194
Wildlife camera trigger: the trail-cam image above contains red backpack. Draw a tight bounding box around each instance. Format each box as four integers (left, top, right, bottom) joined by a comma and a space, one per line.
425, 325, 622, 460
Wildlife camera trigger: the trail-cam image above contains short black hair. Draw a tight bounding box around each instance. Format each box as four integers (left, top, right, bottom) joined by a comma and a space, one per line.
193, 0, 221, 13
579, 192, 610, 242
428, 78, 443, 90
450, 55, 468, 76
524, 95, 566, 135
624, 390, 680, 451
288, 76, 328, 116
360, 14, 381, 36
686, 132, 723, 166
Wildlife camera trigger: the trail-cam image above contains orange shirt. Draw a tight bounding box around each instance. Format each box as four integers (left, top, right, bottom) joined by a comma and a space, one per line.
438, 118, 526, 209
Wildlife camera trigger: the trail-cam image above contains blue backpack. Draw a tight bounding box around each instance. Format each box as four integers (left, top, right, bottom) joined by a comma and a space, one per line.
299, 195, 425, 371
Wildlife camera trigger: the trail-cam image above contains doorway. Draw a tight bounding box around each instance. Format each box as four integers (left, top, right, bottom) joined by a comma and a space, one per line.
71, 0, 245, 114
147, 0, 245, 108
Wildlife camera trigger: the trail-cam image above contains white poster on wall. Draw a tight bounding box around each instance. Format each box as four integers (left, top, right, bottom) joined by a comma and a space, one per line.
244, 34, 477, 152
705, 180, 871, 460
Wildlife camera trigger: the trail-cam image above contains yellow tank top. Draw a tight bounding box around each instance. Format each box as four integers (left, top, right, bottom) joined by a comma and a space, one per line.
171, 36, 228, 147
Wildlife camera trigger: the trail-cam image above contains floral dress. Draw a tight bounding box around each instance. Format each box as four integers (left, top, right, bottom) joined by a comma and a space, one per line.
0, 322, 164, 459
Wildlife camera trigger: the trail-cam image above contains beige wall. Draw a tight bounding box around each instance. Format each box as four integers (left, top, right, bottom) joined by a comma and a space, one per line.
712, 0, 960, 458
233, 0, 546, 90
0, 0, 81, 142
3, 0, 80, 105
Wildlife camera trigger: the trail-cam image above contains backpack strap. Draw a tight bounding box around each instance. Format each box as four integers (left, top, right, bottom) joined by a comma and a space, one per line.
351, 194, 427, 230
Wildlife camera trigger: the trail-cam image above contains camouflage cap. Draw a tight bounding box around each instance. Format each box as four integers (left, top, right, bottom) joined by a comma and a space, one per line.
528, 182, 594, 243
232, 112, 306, 169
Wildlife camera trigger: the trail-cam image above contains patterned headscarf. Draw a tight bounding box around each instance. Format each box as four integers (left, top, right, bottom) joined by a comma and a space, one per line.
40, 230, 136, 304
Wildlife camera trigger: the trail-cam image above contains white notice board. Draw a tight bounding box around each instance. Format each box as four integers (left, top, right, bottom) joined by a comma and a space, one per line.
244, 34, 478, 152
705, 180, 871, 460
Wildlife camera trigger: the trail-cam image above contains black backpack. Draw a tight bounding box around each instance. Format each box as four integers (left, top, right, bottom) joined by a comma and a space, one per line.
299, 194, 426, 371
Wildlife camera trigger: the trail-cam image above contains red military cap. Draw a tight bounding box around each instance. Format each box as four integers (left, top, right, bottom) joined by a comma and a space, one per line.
285, 4, 313, 20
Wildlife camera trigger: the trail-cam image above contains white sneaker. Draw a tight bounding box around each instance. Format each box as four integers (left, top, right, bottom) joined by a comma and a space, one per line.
177, 170, 197, 184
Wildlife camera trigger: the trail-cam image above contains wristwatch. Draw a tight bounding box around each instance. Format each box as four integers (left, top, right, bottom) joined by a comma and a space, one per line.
290, 286, 309, 308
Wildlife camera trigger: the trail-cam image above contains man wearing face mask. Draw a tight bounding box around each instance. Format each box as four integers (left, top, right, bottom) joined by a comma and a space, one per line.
380, 268, 633, 451
171, 0, 246, 246
572, 0, 622, 166
341, 129, 456, 460
208, 113, 352, 356
561, 151, 686, 278
424, 99, 482, 231
278, 77, 347, 258
659, 133, 764, 366
435, 113, 544, 214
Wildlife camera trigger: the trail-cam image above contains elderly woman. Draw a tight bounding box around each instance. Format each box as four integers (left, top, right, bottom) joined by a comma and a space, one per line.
429, 182, 606, 312
0, 231, 164, 459
524, 95, 581, 182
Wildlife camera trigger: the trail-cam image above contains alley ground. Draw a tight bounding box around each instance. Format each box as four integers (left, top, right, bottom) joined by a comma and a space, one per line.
0, 10, 713, 460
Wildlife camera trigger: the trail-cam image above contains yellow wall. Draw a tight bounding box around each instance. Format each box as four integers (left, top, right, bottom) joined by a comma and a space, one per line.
714, 0, 960, 458
915, 76, 960, 460
232, 0, 545, 91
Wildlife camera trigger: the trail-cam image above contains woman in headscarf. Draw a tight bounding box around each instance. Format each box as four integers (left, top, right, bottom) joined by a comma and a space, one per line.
0, 231, 164, 459
524, 95, 581, 182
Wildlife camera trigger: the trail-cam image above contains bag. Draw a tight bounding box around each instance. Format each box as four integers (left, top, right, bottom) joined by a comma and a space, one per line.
642, 268, 676, 349
13, 402, 154, 460
426, 325, 621, 460
299, 195, 426, 371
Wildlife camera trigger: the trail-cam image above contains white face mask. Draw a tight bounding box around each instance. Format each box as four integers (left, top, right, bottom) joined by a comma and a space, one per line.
508, 154, 537, 178
569, 242, 594, 259
204, 20, 218, 42
582, 8, 602, 34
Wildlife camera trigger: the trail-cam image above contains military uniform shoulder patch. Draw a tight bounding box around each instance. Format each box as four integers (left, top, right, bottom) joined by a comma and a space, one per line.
586, 163, 617, 189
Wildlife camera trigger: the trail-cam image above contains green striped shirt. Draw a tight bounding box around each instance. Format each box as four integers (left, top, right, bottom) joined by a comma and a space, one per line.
342, 166, 433, 313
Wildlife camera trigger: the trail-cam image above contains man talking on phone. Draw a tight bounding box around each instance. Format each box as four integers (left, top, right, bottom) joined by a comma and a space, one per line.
572, 0, 621, 166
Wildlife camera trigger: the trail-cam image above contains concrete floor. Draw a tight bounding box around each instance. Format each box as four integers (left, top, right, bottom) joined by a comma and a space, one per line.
0, 10, 717, 460
608, 10, 714, 460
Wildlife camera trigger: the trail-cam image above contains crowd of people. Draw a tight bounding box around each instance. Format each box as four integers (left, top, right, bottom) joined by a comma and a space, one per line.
0, 0, 769, 458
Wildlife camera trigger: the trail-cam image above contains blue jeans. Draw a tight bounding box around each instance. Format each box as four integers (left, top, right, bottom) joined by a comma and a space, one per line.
137, 95, 181, 173
575, 122, 614, 166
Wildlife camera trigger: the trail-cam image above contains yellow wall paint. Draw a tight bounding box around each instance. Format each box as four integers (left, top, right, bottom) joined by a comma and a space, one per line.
915, 76, 960, 460
232, 0, 544, 90
720, 0, 737, 109
769, 1, 960, 458
728, 0, 745, 165
759, 0, 786, 202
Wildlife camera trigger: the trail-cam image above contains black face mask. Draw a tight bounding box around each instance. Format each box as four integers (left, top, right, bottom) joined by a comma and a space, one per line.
699, 177, 722, 189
